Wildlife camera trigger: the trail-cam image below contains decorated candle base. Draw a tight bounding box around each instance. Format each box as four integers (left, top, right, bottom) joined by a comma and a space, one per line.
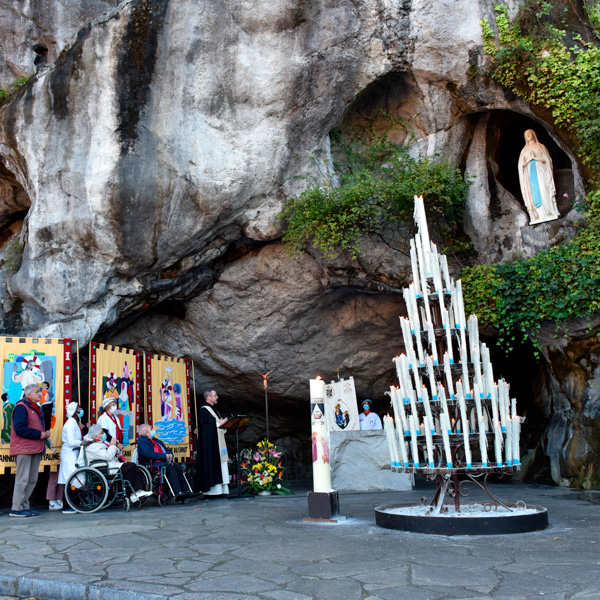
307, 491, 339, 519
375, 502, 548, 535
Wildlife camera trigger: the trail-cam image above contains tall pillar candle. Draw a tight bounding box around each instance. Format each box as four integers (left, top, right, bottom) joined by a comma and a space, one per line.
458, 389, 472, 468
415, 233, 433, 327
460, 345, 470, 399
309, 378, 331, 492
440, 254, 451, 291
494, 420, 503, 467
409, 412, 420, 468
512, 399, 520, 465
442, 307, 454, 362
396, 419, 410, 467
456, 280, 468, 351
479, 416, 488, 467
505, 416, 513, 465
424, 412, 435, 469
410, 240, 421, 296
440, 411, 453, 468
427, 321, 439, 365
426, 355, 437, 402
421, 386, 435, 435
443, 353, 455, 400
383, 416, 395, 467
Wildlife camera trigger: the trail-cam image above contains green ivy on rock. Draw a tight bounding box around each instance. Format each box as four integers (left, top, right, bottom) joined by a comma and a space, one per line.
280, 135, 471, 259
463, 192, 600, 353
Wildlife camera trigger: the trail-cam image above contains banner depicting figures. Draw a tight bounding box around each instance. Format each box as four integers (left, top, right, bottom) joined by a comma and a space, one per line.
1, 337, 74, 473
146, 354, 194, 462
325, 376, 360, 432
89, 343, 143, 461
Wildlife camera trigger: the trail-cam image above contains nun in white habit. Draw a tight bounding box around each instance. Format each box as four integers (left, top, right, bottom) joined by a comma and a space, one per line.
58, 402, 84, 485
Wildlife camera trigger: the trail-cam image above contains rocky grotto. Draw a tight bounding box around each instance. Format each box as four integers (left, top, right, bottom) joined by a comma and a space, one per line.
0, 0, 598, 488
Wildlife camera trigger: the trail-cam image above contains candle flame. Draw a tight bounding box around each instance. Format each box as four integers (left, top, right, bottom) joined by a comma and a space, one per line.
315, 375, 322, 380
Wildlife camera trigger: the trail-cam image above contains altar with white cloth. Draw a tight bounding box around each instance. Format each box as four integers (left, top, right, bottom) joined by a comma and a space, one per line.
329, 429, 412, 492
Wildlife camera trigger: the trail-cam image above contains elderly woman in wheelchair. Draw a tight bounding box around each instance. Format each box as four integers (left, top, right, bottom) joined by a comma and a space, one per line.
137, 423, 196, 505
64, 424, 152, 513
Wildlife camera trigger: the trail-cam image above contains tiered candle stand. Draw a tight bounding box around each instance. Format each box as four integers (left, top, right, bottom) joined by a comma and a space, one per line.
377, 197, 548, 535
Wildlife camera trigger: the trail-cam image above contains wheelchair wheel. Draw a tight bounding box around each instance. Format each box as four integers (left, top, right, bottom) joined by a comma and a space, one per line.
122, 496, 131, 512
65, 467, 109, 513
137, 465, 152, 505
157, 492, 167, 507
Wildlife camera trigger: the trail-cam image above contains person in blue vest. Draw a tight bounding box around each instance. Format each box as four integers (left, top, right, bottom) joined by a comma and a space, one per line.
137, 423, 195, 501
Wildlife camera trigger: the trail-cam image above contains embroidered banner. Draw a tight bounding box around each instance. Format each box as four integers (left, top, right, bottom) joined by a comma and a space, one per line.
324, 376, 360, 432
0, 337, 73, 473
145, 354, 193, 462
89, 343, 143, 462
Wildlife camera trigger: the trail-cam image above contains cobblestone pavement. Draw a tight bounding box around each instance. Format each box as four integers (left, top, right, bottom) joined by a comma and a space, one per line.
0, 483, 599, 600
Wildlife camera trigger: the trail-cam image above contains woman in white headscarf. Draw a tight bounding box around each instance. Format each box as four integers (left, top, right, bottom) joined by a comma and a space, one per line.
57, 402, 84, 512
98, 397, 123, 450
518, 129, 560, 225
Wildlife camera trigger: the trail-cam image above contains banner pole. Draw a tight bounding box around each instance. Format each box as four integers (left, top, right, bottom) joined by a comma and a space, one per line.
76, 339, 82, 417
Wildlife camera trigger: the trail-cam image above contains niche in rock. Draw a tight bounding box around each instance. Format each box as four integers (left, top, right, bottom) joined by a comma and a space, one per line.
337, 72, 420, 143
0, 158, 30, 237
486, 110, 574, 217
33, 44, 49, 68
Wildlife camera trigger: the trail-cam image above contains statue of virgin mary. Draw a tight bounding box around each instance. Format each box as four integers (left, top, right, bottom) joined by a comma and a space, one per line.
518, 129, 560, 225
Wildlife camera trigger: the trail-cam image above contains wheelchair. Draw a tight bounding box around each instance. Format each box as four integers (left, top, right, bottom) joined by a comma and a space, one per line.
139, 458, 194, 506
64, 446, 152, 514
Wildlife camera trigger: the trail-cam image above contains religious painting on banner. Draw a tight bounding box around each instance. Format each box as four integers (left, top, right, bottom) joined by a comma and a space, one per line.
89, 343, 143, 461
324, 376, 360, 432
145, 354, 194, 462
0, 337, 74, 473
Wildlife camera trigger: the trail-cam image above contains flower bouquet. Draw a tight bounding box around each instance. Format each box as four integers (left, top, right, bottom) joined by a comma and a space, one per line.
240, 439, 292, 495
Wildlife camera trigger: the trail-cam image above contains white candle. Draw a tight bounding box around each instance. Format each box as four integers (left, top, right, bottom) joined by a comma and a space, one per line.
409, 284, 426, 365
473, 382, 484, 433
490, 383, 500, 431
505, 416, 513, 465
309, 378, 331, 493
421, 386, 435, 435
396, 419, 410, 468
400, 318, 418, 370
392, 386, 409, 436
513, 416, 521, 466
424, 412, 435, 469
456, 280, 468, 351
460, 345, 470, 399
415, 233, 433, 327
431, 243, 444, 293
410, 240, 421, 296
441, 254, 451, 291
494, 420, 503, 467
427, 321, 439, 365
442, 307, 454, 362
390, 417, 401, 467
444, 353, 455, 399
440, 411, 453, 468
512, 399, 520, 465
426, 355, 437, 402
409, 413, 420, 468
384, 416, 396, 467
479, 416, 488, 467
458, 389, 472, 468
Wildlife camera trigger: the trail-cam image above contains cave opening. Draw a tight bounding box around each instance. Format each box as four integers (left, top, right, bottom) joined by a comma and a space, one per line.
487, 110, 574, 217
33, 44, 49, 68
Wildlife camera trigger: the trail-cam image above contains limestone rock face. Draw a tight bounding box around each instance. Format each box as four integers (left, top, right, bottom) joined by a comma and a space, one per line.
532, 316, 600, 488
0, 0, 594, 481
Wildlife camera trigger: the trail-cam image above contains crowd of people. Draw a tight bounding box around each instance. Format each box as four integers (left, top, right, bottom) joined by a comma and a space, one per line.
8, 385, 230, 517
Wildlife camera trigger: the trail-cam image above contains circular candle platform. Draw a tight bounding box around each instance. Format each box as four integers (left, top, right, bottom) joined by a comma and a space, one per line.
374, 502, 548, 535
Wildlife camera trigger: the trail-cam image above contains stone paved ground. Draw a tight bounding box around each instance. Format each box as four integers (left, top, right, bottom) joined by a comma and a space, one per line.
0, 482, 599, 600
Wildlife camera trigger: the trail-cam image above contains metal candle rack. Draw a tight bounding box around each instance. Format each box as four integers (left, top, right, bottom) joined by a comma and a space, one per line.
384, 196, 523, 515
